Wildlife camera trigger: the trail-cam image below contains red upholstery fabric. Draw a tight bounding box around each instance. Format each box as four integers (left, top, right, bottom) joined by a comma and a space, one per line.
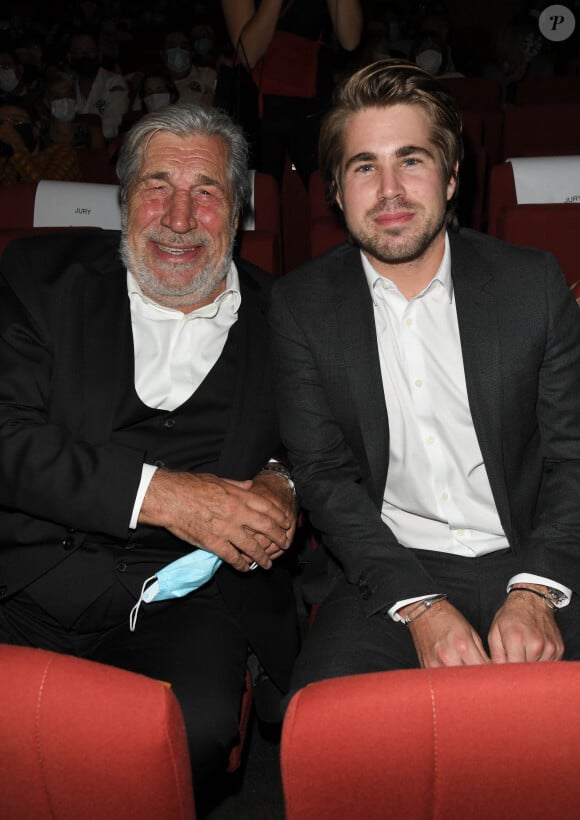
0, 644, 195, 820
514, 76, 580, 106
501, 103, 580, 161
496, 202, 580, 287
487, 162, 518, 236
226, 667, 254, 773
0, 183, 37, 229
310, 216, 347, 258
281, 663, 580, 820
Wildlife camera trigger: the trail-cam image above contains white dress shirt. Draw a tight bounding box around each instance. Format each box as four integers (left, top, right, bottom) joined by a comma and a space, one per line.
360, 236, 570, 616
127, 263, 241, 527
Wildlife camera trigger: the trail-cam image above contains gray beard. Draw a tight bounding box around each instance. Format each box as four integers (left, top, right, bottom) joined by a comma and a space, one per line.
119, 230, 235, 309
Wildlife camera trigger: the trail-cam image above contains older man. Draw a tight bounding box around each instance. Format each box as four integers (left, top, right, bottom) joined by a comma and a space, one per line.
0, 103, 299, 785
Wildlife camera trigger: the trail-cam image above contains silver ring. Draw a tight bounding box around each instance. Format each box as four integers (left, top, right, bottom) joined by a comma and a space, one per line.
248, 561, 258, 571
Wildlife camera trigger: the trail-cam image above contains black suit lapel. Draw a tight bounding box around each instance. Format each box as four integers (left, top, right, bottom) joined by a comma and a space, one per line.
450, 232, 512, 537
81, 242, 132, 443
333, 247, 390, 505
216, 267, 273, 478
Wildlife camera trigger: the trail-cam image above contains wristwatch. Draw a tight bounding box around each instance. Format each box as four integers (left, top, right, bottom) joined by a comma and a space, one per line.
261, 463, 297, 497
546, 587, 567, 607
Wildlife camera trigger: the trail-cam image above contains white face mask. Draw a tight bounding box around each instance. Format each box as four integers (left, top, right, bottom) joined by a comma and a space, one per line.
0, 67, 19, 93
416, 49, 443, 75
166, 46, 191, 74
51, 97, 77, 122
144, 91, 171, 112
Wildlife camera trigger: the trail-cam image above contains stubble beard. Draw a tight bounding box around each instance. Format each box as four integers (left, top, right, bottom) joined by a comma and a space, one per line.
353, 200, 448, 266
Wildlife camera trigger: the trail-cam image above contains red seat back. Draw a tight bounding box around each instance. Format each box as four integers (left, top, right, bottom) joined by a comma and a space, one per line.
0, 644, 196, 820
282, 663, 580, 820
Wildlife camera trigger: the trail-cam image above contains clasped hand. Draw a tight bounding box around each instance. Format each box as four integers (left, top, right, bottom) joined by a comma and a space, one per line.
407, 592, 564, 668
139, 470, 296, 572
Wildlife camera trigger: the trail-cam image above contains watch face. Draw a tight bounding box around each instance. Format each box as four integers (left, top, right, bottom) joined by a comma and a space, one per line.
547, 587, 566, 604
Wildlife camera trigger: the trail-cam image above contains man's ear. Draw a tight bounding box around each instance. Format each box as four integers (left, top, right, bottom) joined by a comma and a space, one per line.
335, 187, 344, 213
447, 161, 459, 201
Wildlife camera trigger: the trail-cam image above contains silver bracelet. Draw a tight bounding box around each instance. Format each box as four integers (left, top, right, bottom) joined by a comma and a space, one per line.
400, 594, 448, 625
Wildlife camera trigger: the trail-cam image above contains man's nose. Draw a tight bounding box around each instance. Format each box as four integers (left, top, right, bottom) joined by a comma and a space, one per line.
160, 190, 197, 233
378, 166, 404, 200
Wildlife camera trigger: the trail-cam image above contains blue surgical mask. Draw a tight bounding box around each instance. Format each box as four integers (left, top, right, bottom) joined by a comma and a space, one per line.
129, 548, 222, 631
166, 46, 191, 74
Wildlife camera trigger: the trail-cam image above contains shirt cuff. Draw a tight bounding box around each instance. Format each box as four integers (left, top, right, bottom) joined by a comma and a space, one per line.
507, 573, 572, 608
388, 593, 441, 622
129, 463, 158, 529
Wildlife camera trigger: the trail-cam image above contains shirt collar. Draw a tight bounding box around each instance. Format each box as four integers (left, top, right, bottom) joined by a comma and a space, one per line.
362, 232, 453, 304
127, 261, 242, 318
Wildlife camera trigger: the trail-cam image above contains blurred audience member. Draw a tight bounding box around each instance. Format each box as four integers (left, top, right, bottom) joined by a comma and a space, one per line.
161, 26, 216, 106
67, 30, 129, 140
0, 47, 29, 101
412, 29, 463, 78
0, 97, 81, 184
482, 14, 556, 105
40, 70, 105, 150
135, 70, 179, 113
221, 0, 363, 186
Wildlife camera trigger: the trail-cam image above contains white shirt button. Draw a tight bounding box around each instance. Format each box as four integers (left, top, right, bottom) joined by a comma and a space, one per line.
415, 379, 423, 388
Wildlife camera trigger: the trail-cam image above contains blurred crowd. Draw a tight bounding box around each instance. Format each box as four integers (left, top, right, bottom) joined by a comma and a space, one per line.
0, 0, 577, 185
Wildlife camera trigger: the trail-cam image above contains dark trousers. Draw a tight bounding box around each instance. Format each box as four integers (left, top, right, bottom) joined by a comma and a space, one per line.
0, 578, 248, 786
290, 548, 580, 696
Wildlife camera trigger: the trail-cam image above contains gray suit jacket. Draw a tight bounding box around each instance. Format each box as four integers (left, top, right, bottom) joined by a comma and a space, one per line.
271, 229, 580, 617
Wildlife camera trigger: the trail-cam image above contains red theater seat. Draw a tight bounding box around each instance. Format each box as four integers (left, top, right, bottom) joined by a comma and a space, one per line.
282, 663, 580, 820
0, 644, 196, 820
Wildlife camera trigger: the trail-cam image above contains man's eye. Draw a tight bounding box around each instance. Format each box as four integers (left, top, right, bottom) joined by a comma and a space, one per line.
355, 164, 374, 173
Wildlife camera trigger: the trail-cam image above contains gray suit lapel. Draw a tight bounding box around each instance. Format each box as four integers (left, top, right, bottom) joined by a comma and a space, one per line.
333, 247, 390, 504
450, 231, 512, 536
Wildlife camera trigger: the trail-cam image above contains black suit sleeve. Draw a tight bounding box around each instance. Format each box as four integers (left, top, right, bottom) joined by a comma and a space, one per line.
0, 239, 144, 539
514, 252, 580, 589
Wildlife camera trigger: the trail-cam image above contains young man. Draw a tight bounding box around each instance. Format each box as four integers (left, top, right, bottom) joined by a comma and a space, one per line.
0, 103, 299, 786
271, 59, 580, 694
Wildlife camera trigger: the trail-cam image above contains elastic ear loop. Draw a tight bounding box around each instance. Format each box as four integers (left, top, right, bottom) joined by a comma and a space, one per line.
129, 575, 158, 632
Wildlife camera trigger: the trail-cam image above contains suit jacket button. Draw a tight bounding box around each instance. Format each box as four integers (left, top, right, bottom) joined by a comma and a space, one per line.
62, 537, 75, 550
116, 560, 127, 572
0, 586, 6, 597
163, 417, 176, 429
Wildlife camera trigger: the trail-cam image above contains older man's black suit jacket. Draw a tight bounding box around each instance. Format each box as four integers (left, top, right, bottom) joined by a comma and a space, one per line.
271, 229, 580, 617
0, 230, 298, 688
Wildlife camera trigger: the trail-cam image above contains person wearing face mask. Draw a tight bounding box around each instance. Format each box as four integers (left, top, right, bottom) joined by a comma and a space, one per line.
40, 70, 105, 151
191, 23, 218, 69
67, 31, 129, 141
412, 30, 463, 79
0, 98, 81, 184
133, 70, 179, 114
0, 48, 27, 101
161, 25, 216, 107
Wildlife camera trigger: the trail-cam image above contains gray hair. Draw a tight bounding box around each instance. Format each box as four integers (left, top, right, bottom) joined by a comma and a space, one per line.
115, 102, 251, 218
